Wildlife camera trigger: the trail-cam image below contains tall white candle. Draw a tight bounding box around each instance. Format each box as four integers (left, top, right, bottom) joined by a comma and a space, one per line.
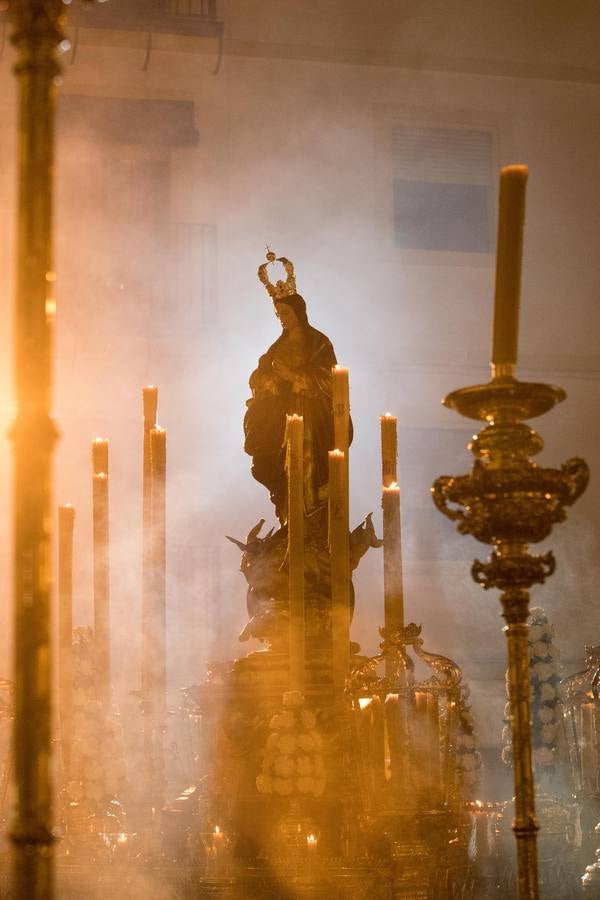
329, 449, 349, 695
491, 164, 528, 377
286, 414, 305, 694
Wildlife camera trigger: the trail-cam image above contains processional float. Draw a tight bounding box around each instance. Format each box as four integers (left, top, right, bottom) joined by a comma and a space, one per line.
181, 250, 480, 898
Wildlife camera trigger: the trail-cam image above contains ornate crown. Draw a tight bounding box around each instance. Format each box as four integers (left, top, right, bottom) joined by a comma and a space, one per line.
257, 248, 297, 301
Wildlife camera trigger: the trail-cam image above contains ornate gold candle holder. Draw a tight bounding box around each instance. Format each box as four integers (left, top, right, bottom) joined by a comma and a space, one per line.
432, 374, 588, 899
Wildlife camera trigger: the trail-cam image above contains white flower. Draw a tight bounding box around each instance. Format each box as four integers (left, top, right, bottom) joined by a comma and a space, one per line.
262, 751, 277, 772
314, 777, 326, 797
296, 776, 315, 794
541, 724, 557, 744
531, 641, 550, 659
280, 711, 296, 729
540, 683, 556, 701
277, 735, 296, 755
313, 756, 325, 777
538, 707, 554, 724
529, 625, 545, 642
255, 773, 272, 793
273, 777, 293, 796
534, 663, 554, 681
534, 747, 554, 765
270, 710, 296, 730
274, 755, 294, 777
266, 733, 280, 751
295, 756, 314, 776
301, 710, 316, 730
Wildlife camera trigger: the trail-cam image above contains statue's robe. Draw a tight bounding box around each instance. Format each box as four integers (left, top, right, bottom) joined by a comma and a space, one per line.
244, 325, 351, 521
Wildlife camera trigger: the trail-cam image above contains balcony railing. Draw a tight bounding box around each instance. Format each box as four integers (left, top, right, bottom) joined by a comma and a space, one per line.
71, 0, 223, 40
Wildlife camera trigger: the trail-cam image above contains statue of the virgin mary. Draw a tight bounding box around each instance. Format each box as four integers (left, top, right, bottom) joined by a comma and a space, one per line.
244, 251, 352, 523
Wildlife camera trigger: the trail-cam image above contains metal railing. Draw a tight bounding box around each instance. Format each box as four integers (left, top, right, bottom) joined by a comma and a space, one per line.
71, 0, 223, 39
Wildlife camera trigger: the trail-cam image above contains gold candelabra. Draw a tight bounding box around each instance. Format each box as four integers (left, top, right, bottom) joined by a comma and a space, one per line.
432, 165, 589, 900
6, 2, 96, 898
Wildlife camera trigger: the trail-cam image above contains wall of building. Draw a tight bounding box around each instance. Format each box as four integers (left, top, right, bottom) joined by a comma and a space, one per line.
0, 3, 599, 780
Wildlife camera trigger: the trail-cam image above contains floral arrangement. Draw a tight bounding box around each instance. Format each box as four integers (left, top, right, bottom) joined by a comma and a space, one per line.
256, 691, 326, 798
455, 683, 482, 796
501, 607, 562, 773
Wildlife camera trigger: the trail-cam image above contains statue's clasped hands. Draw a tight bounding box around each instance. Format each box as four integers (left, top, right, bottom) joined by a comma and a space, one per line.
272, 359, 295, 382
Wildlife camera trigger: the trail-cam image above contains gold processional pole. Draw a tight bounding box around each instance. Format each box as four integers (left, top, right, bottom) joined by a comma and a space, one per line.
58, 504, 75, 781
432, 165, 589, 900
92, 438, 110, 714
5, 2, 88, 897
286, 414, 305, 695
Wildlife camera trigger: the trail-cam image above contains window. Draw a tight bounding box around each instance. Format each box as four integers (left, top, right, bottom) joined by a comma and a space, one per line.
392, 125, 493, 253
166, 223, 219, 327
